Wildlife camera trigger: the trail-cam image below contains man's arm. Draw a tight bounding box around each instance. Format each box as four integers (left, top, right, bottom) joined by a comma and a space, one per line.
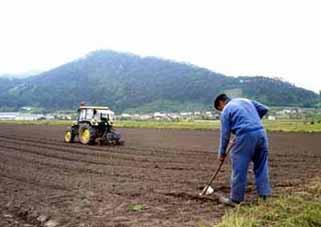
218, 110, 231, 157
252, 100, 269, 119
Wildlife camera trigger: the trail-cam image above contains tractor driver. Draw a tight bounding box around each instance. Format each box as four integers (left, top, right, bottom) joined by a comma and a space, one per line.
214, 94, 272, 205
93, 109, 99, 120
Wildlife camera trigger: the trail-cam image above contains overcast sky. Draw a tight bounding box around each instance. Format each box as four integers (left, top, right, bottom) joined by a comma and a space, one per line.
0, 0, 320, 92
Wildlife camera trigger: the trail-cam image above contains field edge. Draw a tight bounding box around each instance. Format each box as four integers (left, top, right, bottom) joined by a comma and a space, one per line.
215, 177, 321, 227
1, 119, 321, 132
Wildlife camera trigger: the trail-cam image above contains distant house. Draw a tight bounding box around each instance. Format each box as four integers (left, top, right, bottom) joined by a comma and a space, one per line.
139, 114, 153, 120
45, 115, 55, 120
168, 113, 180, 120
153, 112, 168, 120
0, 112, 46, 121
15, 113, 45, 121
119, 113, 132, 120
134, 114, 141, 120
54, 114, 72, 120
268, 116, 276, 121
180, 112, 193, 117
0, 112, 19, 120
20, 106, 33, 111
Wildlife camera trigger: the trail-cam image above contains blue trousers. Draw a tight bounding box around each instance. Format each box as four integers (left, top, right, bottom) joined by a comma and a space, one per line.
230, 129, 271, 202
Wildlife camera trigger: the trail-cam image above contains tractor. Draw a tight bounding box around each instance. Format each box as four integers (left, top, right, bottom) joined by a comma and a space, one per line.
64, 105, 124, 145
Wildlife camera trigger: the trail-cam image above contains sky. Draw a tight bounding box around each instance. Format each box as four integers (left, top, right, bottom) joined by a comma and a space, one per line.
0, 0, 320, 92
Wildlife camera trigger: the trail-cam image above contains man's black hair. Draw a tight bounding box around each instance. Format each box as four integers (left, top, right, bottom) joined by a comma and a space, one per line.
214, 93, 230, 110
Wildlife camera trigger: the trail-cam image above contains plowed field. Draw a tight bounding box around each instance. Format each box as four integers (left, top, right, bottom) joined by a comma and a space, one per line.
0, 125, 320, 226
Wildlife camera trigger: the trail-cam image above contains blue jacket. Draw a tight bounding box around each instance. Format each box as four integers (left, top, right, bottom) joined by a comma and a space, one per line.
218, 98, 269, 155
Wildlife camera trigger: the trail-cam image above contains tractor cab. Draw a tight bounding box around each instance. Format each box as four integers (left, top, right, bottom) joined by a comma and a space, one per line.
77, 106, 115, 126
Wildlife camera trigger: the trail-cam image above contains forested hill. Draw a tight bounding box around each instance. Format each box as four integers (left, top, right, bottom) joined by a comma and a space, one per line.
0, 50, 318, 113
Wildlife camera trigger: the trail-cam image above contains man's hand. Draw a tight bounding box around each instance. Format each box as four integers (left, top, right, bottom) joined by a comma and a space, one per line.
217, 137, 235, 161
218, 153, 226, 162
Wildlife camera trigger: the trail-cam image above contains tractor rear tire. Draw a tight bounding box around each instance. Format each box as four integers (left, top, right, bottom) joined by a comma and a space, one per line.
79, 125, 97, 145
64, 128, 75, 143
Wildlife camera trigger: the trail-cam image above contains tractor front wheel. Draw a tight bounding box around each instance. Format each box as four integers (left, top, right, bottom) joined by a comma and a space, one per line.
64, 128, 75, 143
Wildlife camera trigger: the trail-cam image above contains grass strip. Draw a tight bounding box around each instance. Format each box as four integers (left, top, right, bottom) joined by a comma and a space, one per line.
216, 178, 321, 227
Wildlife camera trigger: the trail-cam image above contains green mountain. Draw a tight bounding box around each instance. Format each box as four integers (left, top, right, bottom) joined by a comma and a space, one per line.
0, 50, 318, 113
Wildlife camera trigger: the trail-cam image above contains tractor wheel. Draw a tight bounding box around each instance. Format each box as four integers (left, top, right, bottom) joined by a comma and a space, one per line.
64, 128, 75, 143
79, 125, 96, 145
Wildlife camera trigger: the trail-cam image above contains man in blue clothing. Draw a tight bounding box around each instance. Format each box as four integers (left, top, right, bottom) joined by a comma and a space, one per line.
214, 94, 271, 205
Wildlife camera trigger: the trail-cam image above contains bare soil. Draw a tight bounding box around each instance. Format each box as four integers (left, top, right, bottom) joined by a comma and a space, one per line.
0, 125, 320, 226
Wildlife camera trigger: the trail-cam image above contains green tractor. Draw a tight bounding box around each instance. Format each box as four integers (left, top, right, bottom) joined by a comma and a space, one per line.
64, 105, 124, 145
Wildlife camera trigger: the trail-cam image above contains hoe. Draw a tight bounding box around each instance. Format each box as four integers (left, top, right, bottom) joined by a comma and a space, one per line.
199, 138, 235, 202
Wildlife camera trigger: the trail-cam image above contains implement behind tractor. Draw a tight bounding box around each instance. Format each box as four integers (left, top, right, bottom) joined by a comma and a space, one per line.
64, 105, 124, 145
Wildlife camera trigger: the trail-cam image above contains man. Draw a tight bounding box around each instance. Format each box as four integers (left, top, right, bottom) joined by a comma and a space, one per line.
214, 94, 271, 205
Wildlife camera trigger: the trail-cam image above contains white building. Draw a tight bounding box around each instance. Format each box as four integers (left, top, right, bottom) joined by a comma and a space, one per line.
0, 112, 19, 120
0, 112, 45, 121
268, 116, 276, 121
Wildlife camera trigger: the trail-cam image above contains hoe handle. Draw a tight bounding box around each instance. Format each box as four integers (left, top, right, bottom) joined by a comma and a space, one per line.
200, 139, 235, 196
